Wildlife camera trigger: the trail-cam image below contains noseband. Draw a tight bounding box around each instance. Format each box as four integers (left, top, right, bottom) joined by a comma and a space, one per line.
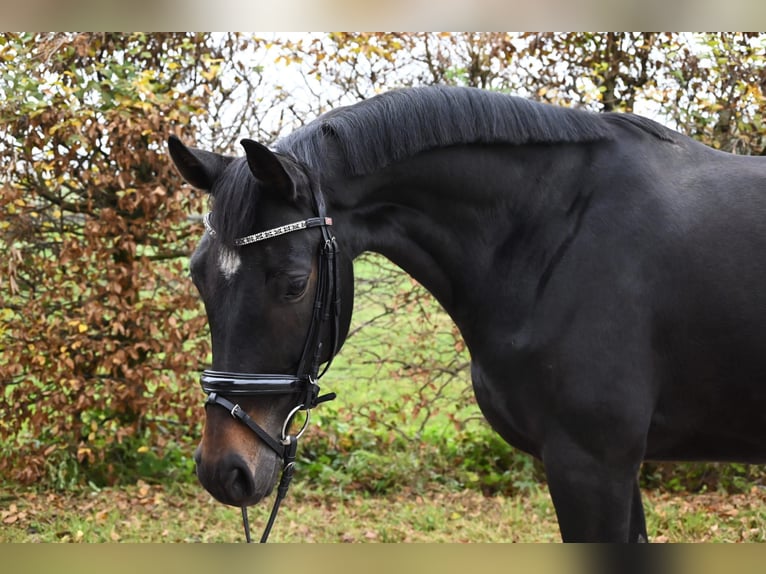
199, 193, 340, 543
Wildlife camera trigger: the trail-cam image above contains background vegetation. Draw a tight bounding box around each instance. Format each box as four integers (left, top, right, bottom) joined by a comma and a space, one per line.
1, 33, 765, 540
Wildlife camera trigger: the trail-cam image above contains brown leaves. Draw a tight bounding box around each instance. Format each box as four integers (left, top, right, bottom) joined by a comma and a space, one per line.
645, 487, 766, 542
2, 504, 26, 525
0, 33, 214, 485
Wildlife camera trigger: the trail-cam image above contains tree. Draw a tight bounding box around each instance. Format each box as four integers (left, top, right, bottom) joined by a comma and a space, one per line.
0, 33, 240, 484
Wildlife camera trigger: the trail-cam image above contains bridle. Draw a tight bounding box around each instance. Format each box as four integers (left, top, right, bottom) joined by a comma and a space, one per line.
198, 189, 341, 543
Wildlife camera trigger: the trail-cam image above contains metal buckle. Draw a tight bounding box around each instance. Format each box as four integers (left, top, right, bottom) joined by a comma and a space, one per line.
230, 403, 243, 418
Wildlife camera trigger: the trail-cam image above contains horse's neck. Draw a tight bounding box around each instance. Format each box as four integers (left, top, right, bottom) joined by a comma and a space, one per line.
328, 144, 591, 322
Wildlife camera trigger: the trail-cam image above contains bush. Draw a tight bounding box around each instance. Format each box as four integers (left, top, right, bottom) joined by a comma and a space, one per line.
296, 414, 545, 497
0, 33, 218, 485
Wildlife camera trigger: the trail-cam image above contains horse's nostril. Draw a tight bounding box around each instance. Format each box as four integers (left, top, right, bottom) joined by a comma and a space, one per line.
196, 449, 276, 507
193, 445, 202, 466
223, 455, 255, 501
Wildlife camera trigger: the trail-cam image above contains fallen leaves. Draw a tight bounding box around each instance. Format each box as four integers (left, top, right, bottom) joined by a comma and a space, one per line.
2, 504, 25, 525
0, 480, 194, 542
644, 487, 766, 542
1, 482, 764, 542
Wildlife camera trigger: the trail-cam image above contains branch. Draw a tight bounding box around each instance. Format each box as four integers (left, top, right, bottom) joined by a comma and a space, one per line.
145, 250, 193, 262
28, 178, 91, 215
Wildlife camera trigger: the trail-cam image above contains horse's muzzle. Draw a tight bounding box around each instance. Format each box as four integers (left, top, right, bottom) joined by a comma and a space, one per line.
194, 446, 279, 507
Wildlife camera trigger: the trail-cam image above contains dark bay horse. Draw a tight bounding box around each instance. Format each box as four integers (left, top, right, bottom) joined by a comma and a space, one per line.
169, 86, 766, 542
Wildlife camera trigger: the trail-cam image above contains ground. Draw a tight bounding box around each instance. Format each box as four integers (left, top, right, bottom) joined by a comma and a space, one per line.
1, 482, 764, 543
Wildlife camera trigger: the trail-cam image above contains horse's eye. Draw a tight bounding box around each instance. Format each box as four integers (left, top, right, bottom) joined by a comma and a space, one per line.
283, 276, 309, 301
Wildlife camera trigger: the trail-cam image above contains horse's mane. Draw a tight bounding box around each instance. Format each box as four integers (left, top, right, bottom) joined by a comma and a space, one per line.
276, 86, 674, 177
212, 87, 678, 244
601, 112, 677, 143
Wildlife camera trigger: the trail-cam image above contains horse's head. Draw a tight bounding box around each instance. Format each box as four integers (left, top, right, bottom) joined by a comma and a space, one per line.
168, 136, 353, 507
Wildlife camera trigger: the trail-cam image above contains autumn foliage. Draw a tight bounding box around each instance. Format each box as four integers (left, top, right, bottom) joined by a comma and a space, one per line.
2, 33, 765, 489
0, 33, 227, 484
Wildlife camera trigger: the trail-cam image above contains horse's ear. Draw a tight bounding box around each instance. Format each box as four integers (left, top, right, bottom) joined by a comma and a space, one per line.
168, 135, 233, 192
240, 139, 298, 202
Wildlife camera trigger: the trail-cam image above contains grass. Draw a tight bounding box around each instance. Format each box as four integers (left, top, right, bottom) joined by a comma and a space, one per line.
645, 488, 766, 543
1, 480, 764, 543
0, 481, 556, 543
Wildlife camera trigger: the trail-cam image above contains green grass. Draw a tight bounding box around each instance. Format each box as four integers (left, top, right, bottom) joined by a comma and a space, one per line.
323, 254, 477, 439
2, 481, 764, 543
0, 481, 557, 543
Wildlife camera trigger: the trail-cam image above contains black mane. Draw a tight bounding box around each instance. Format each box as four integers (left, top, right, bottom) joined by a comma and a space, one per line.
214, 86, 678, 243
277, 86, 637, 176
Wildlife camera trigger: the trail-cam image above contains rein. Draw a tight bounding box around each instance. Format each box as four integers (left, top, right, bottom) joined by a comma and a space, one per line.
199, 192, 340, 543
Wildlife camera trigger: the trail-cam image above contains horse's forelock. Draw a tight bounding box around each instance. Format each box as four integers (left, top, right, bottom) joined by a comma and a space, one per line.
209, 158, 261, 247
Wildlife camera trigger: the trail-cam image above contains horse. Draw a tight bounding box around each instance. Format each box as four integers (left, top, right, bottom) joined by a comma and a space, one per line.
168, 85, 766, 542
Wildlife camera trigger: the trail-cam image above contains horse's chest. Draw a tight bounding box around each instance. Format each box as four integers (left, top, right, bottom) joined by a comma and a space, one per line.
469, 360, 546, 457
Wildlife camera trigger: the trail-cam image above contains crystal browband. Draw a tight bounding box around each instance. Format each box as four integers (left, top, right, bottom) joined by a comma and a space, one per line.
203, 213, 333, 247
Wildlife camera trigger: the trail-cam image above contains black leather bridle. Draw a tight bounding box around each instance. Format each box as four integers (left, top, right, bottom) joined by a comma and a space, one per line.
199, 190, 341, 543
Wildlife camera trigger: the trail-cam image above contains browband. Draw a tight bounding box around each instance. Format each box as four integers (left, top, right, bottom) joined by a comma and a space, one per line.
203, 213, 333, 247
